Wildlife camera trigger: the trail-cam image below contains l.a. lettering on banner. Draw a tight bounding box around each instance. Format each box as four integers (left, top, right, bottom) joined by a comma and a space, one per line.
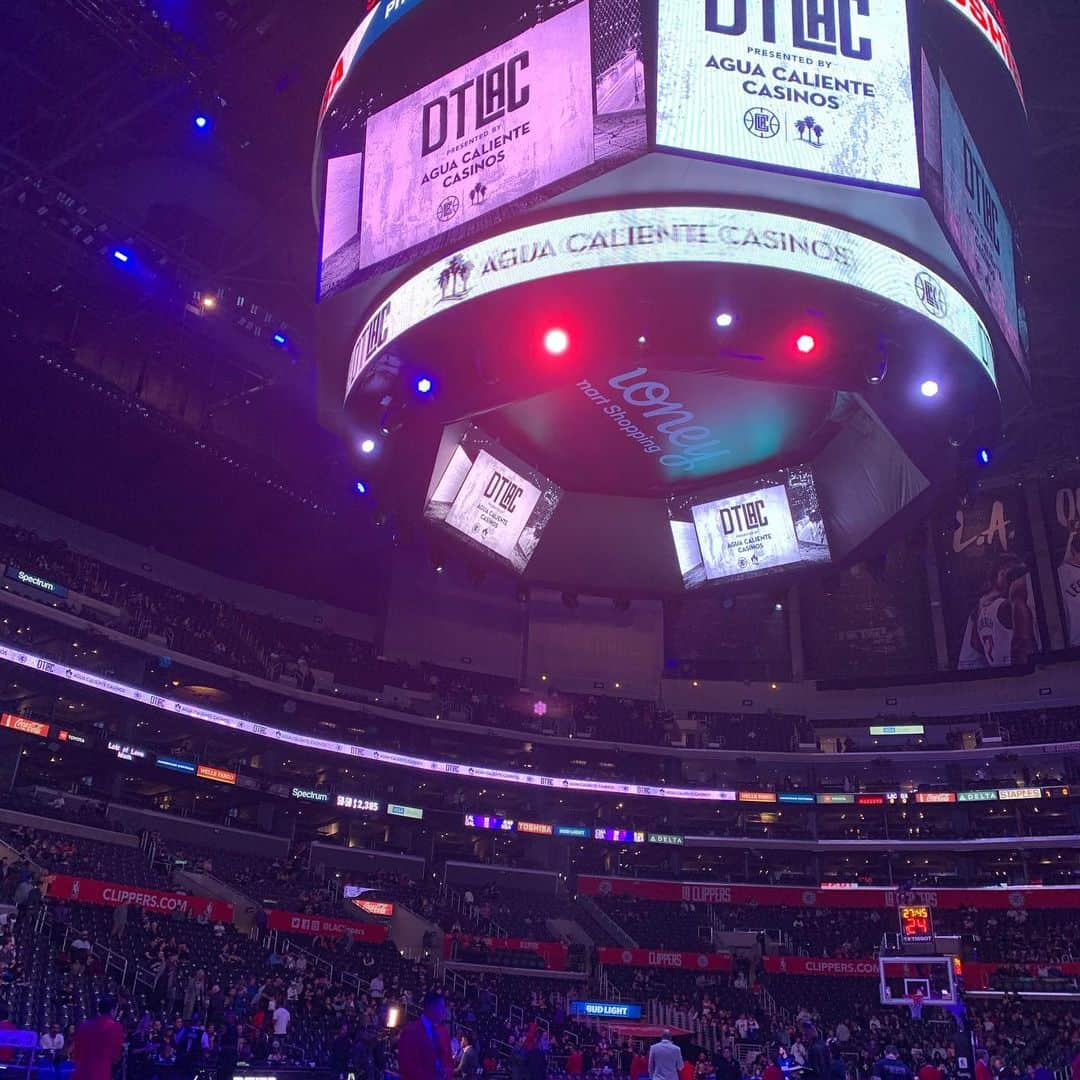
935, 488, 1044, 670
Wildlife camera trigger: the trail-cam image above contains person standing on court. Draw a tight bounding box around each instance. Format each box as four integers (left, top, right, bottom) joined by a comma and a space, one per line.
649, 1031, 684, 1080
72, 996, 125, 1080
398, 991, 453, 1080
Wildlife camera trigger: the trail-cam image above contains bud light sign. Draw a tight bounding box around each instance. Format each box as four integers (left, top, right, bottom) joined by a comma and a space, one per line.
657, 0, 918, 190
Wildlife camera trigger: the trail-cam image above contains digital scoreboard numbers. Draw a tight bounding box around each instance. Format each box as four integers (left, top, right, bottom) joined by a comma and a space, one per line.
899, 904, 934, 945
657, 0, 919, 190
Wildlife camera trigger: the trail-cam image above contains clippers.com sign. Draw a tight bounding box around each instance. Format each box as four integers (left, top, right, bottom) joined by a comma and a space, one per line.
46, 875, 233, 922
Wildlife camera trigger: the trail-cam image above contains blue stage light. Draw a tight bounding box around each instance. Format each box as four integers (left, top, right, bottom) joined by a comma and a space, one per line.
272, 332, 287, 346
194, 115, 210, 130
112, 249, 130, 263
920, 379, 940, 398
977, 448, 992, 466
355, 480, 368, 494
416, 376, 433, 394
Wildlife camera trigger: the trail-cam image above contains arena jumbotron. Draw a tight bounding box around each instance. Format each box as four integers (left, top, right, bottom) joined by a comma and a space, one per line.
317, 0, 1028, 595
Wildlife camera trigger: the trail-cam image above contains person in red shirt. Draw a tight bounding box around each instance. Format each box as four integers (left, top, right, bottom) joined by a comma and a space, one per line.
918, 1061, 943, 1080
681, 1057, 696, 1080
976, 1050, 994, 1080
632, 1050, 650, 1080
72, 996, 125, 1080
763, 1052, 784, 1080
398, 991, 453, 1080
567, 1048, 584, 1079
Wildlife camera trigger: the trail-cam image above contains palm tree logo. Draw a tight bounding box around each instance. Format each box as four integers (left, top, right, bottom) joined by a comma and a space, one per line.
795, 116, 824, 147
436, 254, 474, 302
469, 181, 487, 206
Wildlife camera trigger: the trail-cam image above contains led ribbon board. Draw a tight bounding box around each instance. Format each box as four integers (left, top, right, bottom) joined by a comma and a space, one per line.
347, 206, 995, 399
937, 0, 1022, 104
0, 644, 739, 803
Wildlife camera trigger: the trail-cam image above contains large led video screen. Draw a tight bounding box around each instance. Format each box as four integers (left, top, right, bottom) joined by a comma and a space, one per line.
318, 0, 647, 299
670, 465, 831, 588
656, 0, 919, 190
424, 425, 563, 574
921, 58, 1023, 373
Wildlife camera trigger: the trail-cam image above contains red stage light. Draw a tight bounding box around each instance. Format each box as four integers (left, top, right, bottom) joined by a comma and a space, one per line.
795, 333, 817, 355
543, 328, 570, 356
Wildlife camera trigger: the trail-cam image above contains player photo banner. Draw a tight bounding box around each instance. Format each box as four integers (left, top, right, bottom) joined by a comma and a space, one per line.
935, 488, 1043, 670
801, 538, 934, 680
318, 0, 646, 298
656, 0, 919, 190
1040, 472, 1080, 649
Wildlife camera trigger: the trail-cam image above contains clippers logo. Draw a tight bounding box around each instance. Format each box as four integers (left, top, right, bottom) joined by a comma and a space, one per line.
915, 272, 948, 318
357, 301, 392, 365
421, 53, 530, 156
719, 499, 769, 535
706, 0, 874, 60
484, 471, 524, 514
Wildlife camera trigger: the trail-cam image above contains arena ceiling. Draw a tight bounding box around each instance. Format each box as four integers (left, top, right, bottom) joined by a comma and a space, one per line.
0, 0, 1078, 564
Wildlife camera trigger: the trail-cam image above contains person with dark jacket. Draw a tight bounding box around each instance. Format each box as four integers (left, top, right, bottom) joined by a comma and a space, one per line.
804, 1024, 833, 1080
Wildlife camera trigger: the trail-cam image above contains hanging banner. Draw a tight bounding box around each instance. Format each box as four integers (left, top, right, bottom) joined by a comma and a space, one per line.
801, 538, 934, 679
1041, 471, 1080, 649
45, 875, 233, 922
763, 956, 877, 976
935, 487, 1043, 669
265, 910, 389, 941
578, 876, 1080, 911
598, 947, 732, 971
656, 0, 918, 190
445, 934, 569, 971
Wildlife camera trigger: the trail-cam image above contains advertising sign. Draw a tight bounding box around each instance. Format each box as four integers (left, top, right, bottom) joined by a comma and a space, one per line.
935, 488, 1042, 669
425, 425, 562, 573
347, 207, 995, 399
1040, 471, 1080, 648
598, 947, 733, 971
265, 910, 389, 941
671, 465, 831, 588
46, 875, 233, 921
656, 0, 918, 189
579, 877, 1080, 911
764, 955, 877, 976
922, 60, 1021, 368
936, 0, 1022, 102
4, 565, 69, 598
0, 713, 50, 738
319, 0, 646, 297
569, 1001, 644, 1019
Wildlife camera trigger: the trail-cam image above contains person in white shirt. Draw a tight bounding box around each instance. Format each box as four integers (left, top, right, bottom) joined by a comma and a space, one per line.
273, 1004, 291, 1036
40, 1026, 64, 1057
370, 973, 385, 1000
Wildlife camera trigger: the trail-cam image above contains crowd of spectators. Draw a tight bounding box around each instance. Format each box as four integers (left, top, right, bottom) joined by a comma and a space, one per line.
6, 522, 1080, 762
